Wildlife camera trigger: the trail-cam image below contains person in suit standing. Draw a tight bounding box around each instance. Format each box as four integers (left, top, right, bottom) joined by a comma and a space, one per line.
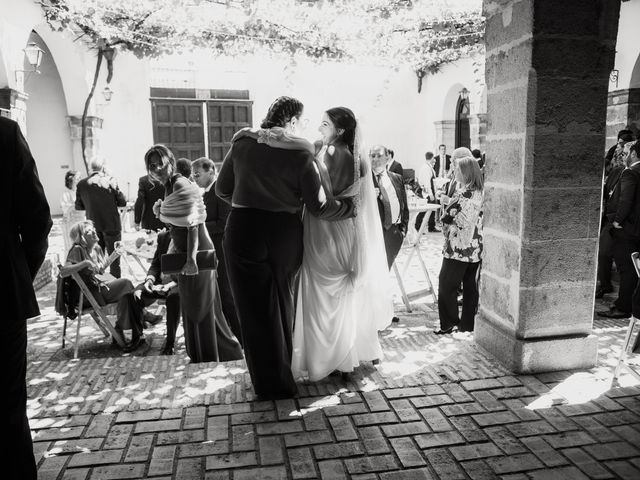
371, 145, 409, 269
216, 96, 355, 399
192, 157, 242, 345
134, 174, 165, 232
140, 230, 180, 355
75, 157, 126, 277
600, 141, 640, 318
1, 117, 52, 479
386, 148, 404, 176
434, 144, 451, 177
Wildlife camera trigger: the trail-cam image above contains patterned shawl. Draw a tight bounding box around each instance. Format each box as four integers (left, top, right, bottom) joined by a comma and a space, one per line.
159, 182, 206, 227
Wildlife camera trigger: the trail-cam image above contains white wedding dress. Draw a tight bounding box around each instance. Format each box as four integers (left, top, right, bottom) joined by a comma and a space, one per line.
291, 142, 393, 381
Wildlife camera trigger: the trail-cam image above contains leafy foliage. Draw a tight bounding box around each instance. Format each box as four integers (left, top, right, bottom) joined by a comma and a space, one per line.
39, 0, 483, 73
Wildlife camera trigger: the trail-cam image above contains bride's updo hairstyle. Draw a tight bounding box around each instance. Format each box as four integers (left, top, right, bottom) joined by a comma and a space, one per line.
326, 107, 357, 154
261, 96, 304, 128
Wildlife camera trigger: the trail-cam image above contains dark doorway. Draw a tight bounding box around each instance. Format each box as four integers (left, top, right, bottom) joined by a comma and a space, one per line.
455, 94, 470, 149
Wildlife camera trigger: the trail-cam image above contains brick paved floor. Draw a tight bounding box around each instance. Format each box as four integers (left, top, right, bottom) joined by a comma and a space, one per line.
27, 220, 640, 479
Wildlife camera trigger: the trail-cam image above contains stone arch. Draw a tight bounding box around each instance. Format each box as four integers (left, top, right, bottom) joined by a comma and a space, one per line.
441, 82, 467, 121
630, 53, 640, 90
23, 30, 75, 215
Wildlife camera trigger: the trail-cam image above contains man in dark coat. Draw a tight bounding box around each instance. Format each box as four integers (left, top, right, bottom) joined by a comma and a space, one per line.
192, 157, 242, 345
386, 148, 404, 176
434, 144, 452, 177
134, 174, 165, 231
370, 145, 409, 269
140, 231, 180, 355
600, 141, 640, 318
75, 158, 127, 277
1, 117, 52, 479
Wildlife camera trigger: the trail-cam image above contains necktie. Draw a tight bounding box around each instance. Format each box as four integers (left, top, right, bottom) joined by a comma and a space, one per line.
377, 173, 393, 230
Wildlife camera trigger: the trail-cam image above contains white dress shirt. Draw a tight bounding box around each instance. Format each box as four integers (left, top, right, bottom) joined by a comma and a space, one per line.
417, 163, 436, 199
377, 170, 401, 225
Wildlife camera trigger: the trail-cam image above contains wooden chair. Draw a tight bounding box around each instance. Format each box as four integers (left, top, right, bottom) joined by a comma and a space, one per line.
58, 262, 127, 359
613, 251, 640, 382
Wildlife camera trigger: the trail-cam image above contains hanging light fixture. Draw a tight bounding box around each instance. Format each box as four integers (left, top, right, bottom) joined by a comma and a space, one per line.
102, 85, 113, 102
23, 42, 45, 72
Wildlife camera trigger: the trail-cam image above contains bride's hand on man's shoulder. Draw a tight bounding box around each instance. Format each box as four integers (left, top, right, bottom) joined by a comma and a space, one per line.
231, 127, 258, 143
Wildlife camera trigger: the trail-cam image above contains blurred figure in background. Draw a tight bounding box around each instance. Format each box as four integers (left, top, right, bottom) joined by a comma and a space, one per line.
176, 157, 193, 180
134, 174, 165, 232
60, 170, 85, 257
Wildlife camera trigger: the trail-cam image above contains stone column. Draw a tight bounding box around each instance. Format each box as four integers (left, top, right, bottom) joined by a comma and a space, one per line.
469, 113, 488, 152
606, 88, 640, 146
0, 87, 28, 132
475, 0, 620, 372
68, 115, 103, 174
434, 120, 456, 151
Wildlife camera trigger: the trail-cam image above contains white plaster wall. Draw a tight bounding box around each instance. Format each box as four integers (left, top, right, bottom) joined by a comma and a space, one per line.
24, 32, 74, 215
612, 0, 640, 90
0, 0, 42, 89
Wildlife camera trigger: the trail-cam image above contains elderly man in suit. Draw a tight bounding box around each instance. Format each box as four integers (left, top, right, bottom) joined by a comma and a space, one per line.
192, 157, 242, 345
140, 230, 180, 355
2, 117, 52, 479
371, 144, 409, 324
75, 157, 127, 277
371, 145, 409, 268
134, 174, 165, 232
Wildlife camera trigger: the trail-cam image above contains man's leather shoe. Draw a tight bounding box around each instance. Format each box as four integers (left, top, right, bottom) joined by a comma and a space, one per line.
428, 227, 441, 233
595, 287, 613, 299
144, 312, 163, 326
124, 337, 145, 353
161, 344, 174, 355
434, 327, 455, 335
391, 316, 400, 323
597, 307, 630, 319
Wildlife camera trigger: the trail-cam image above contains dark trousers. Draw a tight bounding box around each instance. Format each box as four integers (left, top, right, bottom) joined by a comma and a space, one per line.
597, 218, 615, 290
97, 230, 121, 278
0, 320, 37, 479
95, 278, 144, 342
383, 224, 405, 269
140, 287, 180, 348
213, 233, 243, 346
224, 209, 300, 399
438, 258, 481, 331
612, 229, 640, 314
415, 206, 436, 231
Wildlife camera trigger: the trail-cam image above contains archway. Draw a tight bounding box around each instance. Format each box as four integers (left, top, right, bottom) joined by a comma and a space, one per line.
23, 30, 74, 215
454, 93, 470, 149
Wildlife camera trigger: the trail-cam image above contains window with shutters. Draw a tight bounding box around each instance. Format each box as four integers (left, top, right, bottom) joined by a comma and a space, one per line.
150, 88, 252, 167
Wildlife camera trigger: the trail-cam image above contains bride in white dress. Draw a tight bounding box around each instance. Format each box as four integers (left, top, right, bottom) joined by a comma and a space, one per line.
238, 107, 393, 381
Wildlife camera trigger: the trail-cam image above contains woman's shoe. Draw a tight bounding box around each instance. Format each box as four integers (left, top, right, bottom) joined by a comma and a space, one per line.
434, 327, 455, 335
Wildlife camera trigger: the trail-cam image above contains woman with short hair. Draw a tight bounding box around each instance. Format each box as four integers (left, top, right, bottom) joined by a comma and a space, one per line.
435, 154, 484, 334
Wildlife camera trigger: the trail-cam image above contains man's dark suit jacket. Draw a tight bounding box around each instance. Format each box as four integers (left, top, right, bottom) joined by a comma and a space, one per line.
203, 181, 231, 239
75, 172, 127, 232
615, 162, 640, 238
134, 175, 165, 231
387, 160, 403, 177
3, 117, 52, 322
373, 171, 409, 234
434, 154, 451, 177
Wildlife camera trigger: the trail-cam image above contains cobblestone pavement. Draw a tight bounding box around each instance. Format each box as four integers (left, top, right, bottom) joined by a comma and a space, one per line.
28, 221, 640, 479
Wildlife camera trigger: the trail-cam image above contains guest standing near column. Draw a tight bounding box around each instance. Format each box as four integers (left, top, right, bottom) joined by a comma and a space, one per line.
2, 116, 52, 479
435, 156, 484, 335
75, 157, 127, 278
216, 96, 355, 399
192, 157, 242, 345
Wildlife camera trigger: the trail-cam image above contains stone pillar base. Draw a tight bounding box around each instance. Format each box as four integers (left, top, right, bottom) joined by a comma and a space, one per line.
475, 318, 598, 374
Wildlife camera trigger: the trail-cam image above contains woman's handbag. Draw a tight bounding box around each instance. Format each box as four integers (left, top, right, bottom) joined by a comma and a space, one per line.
161, 250, 217, 275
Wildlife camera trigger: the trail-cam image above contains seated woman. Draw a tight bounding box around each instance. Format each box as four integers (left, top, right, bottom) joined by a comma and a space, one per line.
65, 220, 145, 351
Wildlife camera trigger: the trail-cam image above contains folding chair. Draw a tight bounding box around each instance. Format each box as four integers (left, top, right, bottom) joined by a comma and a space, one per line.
58, 262, 127, 359
613, 251, 640, 382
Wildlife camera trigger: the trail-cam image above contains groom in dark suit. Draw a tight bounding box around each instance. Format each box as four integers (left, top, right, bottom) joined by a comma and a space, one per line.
2, 117, 52, 479
371, 145, 409, 270
217, 96, 355, 399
